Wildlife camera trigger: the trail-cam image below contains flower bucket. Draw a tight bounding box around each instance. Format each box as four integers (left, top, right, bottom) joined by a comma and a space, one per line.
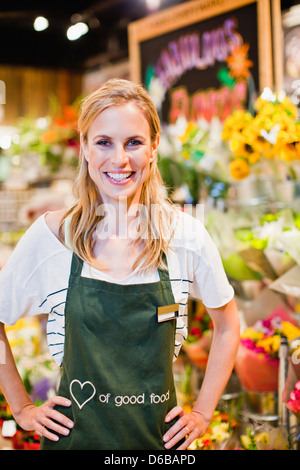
183, 339, 209, 371
11, 430, 25, 450
234, 343, 279, 392
244, 390, 278, 416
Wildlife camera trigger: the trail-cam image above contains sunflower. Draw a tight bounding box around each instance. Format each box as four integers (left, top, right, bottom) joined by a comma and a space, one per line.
229, 158, 250, 180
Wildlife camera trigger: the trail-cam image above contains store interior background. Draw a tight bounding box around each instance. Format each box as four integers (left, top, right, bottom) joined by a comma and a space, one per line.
0, 0, 298, 124
1, 0, 300, 450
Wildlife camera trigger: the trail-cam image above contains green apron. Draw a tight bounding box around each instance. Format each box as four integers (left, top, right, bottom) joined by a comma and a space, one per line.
41, 252, 180, 450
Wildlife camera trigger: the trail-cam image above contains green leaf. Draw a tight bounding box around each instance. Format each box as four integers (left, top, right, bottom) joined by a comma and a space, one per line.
191, 149, 204, 162
217, 68, 236, 89
145, 65, 155, 90
222, 253, 263, 281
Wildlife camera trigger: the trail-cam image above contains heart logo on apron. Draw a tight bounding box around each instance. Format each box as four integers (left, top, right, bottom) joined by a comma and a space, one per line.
70, 379, 96, 410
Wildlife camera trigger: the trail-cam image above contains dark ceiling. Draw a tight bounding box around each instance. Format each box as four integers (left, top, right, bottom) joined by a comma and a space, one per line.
0, 0, 298, 70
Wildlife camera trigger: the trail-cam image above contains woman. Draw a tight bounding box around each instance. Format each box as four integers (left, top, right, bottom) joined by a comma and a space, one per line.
0, 78, 240, 450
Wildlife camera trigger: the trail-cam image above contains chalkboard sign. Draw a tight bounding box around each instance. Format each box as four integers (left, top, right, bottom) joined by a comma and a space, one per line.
128, 0, 278, 124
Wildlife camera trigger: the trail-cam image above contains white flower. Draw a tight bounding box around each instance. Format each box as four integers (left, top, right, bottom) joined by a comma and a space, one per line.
148, 77, 166, 111
157, 133, 174, 157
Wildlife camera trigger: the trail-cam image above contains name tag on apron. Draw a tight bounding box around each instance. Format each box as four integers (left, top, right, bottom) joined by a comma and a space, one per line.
157, 303, 179, 323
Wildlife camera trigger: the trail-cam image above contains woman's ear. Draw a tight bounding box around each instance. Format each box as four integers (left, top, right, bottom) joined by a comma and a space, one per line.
80, 133, 89, 162
150, 134, 160, 162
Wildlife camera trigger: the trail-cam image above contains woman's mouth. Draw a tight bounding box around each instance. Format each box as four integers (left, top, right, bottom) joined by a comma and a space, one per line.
104, 171, 135, 183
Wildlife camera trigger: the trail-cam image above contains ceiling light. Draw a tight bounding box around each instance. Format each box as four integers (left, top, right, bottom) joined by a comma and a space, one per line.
67, 22, 89, 41
33, 16, 49, 32
146, 0, 161, 10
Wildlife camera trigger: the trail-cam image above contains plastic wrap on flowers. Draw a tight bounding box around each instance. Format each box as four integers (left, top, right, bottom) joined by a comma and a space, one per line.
234, 343, 279, 392
234, 307, 300, 392
290, 341, 300, 379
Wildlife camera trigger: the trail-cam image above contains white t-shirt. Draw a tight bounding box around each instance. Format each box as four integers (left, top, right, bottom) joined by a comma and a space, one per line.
0, 211, 234, 366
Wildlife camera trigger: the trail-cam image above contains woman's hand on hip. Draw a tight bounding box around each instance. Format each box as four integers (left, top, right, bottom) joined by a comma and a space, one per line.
15, 396, 74, 442
163, 405, 210, 450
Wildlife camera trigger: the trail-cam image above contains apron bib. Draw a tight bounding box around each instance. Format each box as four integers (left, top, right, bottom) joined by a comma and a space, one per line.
41, 253, 180, 450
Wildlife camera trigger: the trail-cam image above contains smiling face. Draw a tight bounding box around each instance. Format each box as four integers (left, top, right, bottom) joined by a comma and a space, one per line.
82, 102, 159, 207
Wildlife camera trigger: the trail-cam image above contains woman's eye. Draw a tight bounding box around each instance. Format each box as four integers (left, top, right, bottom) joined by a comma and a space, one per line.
97, 140, 111, 146
127, 139, 142, 146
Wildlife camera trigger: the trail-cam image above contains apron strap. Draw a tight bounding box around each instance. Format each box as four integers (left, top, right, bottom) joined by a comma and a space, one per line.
65, 215, 83, 277
70, 252, 84, 277
158, 253, 170, 282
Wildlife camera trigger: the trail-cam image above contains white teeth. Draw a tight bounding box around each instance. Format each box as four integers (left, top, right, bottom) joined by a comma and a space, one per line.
106, 172, 132, 181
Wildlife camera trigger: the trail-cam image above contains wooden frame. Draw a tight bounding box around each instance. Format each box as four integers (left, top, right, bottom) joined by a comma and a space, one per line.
128, 0, 281, 92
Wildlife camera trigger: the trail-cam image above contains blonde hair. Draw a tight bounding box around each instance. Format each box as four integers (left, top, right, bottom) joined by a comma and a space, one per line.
60, 78, 179, 271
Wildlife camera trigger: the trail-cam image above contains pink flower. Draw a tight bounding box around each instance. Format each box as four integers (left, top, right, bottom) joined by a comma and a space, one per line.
240, 338, 266, 355
286, 381, 300, 414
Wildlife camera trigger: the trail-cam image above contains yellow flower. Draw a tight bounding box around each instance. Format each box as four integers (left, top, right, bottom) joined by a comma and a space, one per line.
256, 335, 281, 355
256, 101, 276, 117
223, 92, 299, 178
182, 150, 190, 160
229, 158, 250, 180
241, 328, 264, 341
246, 150, 261, 164
210, 423, 230, 442
229, 134, 246, 155
179, 122, 198, 143
281, 321, 300, 341
281, 96, 298, 119
222, 110, 253, 140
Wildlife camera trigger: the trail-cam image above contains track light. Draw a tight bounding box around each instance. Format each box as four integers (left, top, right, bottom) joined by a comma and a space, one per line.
67, 22, 89, 41
33, 16, 49, 32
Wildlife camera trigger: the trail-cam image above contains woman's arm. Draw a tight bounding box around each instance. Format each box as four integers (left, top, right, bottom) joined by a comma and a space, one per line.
0, 322, 73, 441
163, 297, 240, 449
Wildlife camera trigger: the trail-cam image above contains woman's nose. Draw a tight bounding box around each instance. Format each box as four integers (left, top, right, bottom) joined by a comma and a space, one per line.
111, 145, 129, 166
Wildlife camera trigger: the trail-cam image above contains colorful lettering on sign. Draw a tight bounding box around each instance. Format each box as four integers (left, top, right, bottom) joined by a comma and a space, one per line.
169, 81, 248, 123
155, 17, 242, 90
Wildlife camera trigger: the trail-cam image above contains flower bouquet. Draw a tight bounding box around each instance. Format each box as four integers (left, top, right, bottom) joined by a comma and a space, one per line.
206, 208, 300, 295
285, 380, 300, 422
5, 317, 61, 402
0, 392, 13, 430
157, 116, 231, 203
182, 304, 213, 371
11, 430, 41, 450
5, 96, 80, 183
222, 89, 300, 182
239, 427, 289, 450
189, 411, 238, 450
234, 307, 300, 392
23, 432, 41, 450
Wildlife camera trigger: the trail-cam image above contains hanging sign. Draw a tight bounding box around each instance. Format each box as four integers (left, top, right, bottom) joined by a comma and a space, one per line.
129, 0, 278, 124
